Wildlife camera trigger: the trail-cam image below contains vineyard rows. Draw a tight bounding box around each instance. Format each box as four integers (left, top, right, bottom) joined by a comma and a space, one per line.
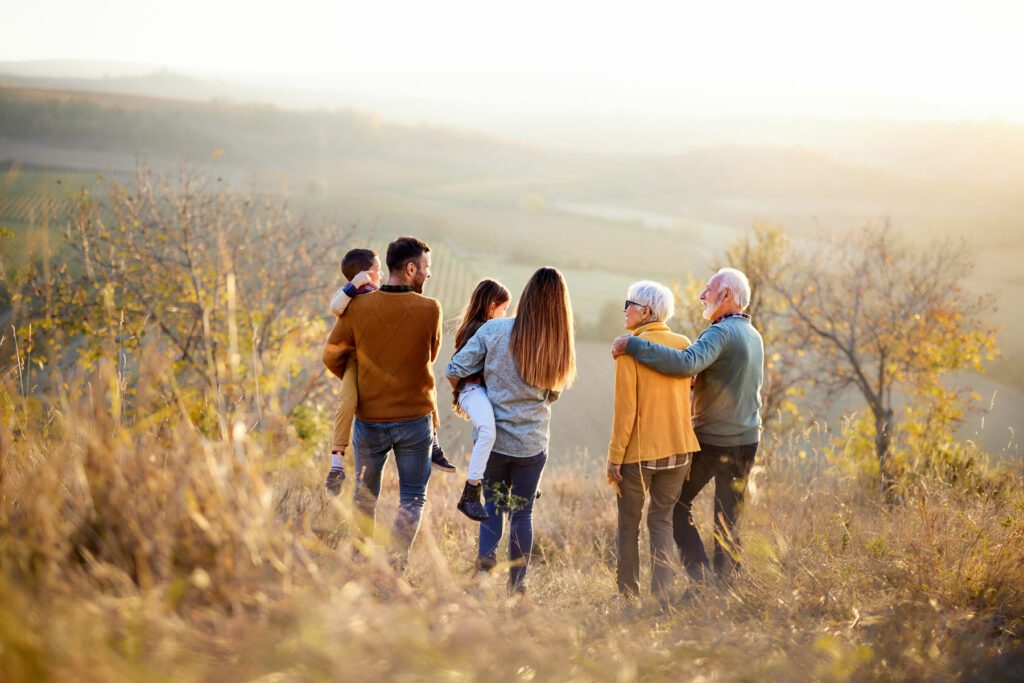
353, 238, 479, 320
0, 168, 99, 225
0, 194, 68, 224
0, 169, 483, 319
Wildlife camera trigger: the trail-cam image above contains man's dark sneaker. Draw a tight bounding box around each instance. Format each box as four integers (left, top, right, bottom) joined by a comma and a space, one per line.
431, 438, 457, 473
456, 481, 489, 521
325, 467, 345, 496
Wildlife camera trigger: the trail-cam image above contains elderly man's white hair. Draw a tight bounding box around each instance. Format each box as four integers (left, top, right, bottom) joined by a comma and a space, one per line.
627, 280, 675, 322
715, 267, 752, 310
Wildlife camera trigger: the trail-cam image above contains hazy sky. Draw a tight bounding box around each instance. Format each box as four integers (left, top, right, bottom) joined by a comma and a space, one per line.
3, 0, 1024, 121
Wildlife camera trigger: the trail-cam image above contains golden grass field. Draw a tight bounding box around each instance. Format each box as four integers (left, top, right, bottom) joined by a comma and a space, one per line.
2, 344, 1022, 683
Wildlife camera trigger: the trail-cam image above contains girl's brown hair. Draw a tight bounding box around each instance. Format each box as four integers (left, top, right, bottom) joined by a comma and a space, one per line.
454, 279, 511, 352
452, 279, 511, 418
510, 267, 576, 391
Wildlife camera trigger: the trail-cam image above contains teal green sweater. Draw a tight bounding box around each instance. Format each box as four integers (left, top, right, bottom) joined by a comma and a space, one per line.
624, 315, 763, 447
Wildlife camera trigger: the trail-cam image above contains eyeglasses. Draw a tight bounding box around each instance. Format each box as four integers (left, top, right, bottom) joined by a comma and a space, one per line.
624, 300, 648, 311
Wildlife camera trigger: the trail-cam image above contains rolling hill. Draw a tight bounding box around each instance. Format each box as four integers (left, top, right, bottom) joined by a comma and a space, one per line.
1, 84, 1021, 456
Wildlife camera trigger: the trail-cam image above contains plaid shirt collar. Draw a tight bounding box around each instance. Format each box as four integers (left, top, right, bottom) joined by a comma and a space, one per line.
711, 312, 751, 325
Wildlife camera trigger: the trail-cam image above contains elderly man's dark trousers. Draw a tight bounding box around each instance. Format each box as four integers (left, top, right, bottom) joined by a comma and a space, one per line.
672, 441, 758, 580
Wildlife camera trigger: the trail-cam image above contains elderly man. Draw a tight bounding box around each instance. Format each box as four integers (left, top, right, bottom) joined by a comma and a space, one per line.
612, 267, 763, 580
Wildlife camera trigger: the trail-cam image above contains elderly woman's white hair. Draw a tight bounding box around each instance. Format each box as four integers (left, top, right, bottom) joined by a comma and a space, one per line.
626, 280, 675, 323
715, 267, 752, 310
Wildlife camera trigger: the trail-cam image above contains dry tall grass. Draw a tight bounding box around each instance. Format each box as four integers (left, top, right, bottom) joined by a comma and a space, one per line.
1, 342, 1022, 682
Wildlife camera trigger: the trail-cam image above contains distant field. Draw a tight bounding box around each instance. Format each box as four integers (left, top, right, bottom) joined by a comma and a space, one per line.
970, 244, 1024, 373
2, 86, 1021, 455
4, 162, 1020, 460
467, 260, 640, 323
0, 165, 98, 224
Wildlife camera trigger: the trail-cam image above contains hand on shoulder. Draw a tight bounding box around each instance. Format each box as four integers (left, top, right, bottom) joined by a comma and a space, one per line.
351, 270, 373, 289
611, 334, 631, 359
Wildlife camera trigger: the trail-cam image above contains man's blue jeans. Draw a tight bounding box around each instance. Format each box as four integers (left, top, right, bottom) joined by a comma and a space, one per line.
352, 415, 433, 563
477, 451, 547, 591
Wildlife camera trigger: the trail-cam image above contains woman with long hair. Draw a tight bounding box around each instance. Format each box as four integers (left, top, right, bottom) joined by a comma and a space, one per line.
451, 279, 511, 521
446, 267, 576, 593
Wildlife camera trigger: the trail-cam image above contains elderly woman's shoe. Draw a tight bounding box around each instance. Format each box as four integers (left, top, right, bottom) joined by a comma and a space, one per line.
457, 482, 489, 521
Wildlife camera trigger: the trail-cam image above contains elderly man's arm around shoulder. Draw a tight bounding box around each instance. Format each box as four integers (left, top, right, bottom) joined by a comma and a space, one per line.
322, 313, 356, 380
612, 325, 727, 377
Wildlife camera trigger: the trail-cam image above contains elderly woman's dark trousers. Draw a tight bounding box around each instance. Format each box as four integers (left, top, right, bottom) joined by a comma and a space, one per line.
616, 462, 688, 597
672, 441, 758, 580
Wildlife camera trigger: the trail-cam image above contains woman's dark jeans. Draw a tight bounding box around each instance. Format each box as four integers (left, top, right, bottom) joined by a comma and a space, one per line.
476, 451, 547, 591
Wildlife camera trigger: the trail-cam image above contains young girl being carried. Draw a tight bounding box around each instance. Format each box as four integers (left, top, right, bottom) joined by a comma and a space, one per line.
451, 279, 511, 521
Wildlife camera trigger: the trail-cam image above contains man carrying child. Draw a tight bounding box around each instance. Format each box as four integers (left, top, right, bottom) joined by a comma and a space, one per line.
322, 236, 443, 566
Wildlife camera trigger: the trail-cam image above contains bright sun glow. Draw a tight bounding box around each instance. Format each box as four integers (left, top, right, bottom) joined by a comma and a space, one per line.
3, 0, 1024, 121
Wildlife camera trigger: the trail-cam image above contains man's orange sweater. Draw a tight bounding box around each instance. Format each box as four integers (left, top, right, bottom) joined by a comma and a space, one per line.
322, 289, 442, 422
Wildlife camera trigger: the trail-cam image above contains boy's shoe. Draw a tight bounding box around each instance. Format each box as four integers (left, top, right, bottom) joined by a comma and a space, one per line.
456, 481, 489, 521
325, 467, 345, 496
431, 440, 457, 473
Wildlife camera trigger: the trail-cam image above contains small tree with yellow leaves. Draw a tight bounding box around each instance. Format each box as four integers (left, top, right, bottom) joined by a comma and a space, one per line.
775, 224, 997, 493
3, 165, 346, 434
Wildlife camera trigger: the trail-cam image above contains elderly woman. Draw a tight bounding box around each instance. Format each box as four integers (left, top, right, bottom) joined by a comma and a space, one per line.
607, 280, 700, 599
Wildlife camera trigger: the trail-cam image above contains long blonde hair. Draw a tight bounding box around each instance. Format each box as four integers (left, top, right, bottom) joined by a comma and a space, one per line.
509, 267, 576, 391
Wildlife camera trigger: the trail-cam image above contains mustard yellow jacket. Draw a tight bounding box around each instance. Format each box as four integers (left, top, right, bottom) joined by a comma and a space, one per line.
608, 321, 701, 464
